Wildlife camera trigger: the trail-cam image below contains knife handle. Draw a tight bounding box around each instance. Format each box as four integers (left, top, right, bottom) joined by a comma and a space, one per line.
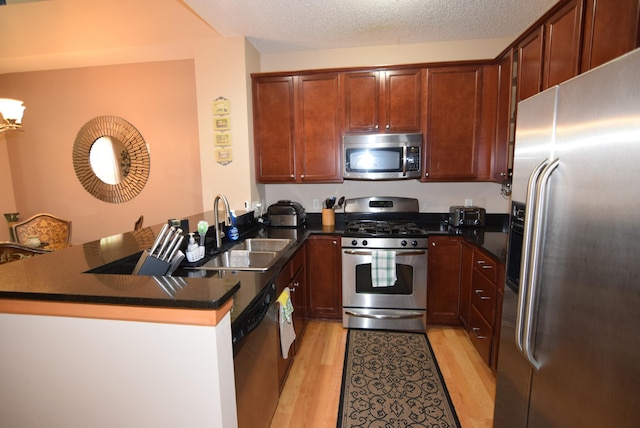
149, 224, 169, 255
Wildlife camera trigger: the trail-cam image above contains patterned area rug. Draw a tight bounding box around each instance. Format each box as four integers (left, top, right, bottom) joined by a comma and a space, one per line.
337, 329, 461, 428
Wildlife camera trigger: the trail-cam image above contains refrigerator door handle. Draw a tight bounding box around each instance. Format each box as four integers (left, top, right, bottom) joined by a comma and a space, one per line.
516, 158, 549, 355
523, 157, 560, 370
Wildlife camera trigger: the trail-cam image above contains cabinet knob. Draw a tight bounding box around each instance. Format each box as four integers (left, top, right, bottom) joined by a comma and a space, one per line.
425, 172, 429, 177
385, 124, 390, 129
301, 174, 305, 179
375, 124, 379, 129
500, 172, 506, 177
332, 240, 337, 245
431, 242, 436, 247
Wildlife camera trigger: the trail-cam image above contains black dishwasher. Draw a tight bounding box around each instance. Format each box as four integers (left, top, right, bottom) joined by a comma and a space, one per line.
232, 282, 279, 428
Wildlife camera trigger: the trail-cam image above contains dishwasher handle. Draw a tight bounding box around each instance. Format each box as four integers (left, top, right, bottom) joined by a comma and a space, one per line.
232, 282, 276, 347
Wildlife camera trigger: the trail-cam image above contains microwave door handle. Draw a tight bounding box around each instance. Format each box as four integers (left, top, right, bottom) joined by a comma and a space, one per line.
402, 146, 407, 176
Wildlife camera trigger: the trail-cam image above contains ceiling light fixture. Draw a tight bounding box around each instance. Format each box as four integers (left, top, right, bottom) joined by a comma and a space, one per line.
0, 98, 26, 133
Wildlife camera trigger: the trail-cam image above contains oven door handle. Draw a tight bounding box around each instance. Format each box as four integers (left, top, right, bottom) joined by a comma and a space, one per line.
344, 310, 425, 320
343, 250, 426, 256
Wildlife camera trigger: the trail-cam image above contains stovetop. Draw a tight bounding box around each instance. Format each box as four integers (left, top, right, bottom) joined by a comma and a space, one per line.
343, 220, 428, 238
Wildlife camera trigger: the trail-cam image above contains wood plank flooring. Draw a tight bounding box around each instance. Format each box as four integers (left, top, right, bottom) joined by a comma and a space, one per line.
270, 320, 496, 428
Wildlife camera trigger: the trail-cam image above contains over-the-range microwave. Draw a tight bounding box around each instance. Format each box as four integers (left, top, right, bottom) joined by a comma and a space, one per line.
343, 133, 423, 180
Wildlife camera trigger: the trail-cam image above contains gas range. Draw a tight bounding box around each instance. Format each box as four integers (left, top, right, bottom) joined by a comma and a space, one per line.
341, 197, 429, 249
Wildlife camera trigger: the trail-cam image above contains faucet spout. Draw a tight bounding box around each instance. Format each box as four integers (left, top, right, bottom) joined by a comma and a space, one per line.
213, 194, 232, 249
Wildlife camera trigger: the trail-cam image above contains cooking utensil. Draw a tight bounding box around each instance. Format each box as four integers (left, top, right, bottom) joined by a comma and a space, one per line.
156, 226, 175, 257
149, 224, 169, 255
162, 229, 183, 261
336, 196, 345, 209
325, 196, 336, 209
166, 235, 185, 263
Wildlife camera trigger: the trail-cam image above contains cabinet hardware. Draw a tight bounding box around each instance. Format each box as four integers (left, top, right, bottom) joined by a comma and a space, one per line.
475, 289, 491, 300
472, 327, 487, 339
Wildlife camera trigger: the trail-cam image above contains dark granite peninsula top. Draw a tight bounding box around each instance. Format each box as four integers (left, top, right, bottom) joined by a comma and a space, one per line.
0, 212, 240, 312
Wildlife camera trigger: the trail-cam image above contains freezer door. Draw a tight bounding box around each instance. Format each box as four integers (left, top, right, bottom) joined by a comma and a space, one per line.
527, 49, 640, 427
510, 86, 558, 203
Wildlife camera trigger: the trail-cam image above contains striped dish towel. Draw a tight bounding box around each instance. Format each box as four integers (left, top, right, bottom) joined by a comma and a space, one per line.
371, 250, 397, 287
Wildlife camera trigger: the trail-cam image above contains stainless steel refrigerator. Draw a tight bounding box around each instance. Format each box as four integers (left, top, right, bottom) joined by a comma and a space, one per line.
494, 48, 640, 427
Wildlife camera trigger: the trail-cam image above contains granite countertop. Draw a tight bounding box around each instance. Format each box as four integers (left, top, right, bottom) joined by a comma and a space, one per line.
0, 212, 241, 310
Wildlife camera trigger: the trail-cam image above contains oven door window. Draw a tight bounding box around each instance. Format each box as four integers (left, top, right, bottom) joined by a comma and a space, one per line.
346, 148, 403, 172
355, 263, 413, 294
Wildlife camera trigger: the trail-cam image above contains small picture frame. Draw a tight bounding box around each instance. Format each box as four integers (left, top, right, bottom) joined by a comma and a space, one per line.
215, 148, 233, 164
215, 132, 232, 146
214, 117, 230, 131
213, 98, 231, 116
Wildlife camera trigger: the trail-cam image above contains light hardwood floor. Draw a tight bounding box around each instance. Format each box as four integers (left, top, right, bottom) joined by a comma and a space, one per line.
270, 320, 496, 428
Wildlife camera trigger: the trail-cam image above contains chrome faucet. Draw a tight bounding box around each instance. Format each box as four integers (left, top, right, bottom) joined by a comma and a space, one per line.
213, 194, 232, 248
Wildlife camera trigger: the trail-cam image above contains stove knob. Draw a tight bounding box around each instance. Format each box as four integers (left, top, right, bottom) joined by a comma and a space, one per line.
401, 240, 408, 247
362, 240, 368, 246
411, 240, 418, 247
351, 239, 358, 246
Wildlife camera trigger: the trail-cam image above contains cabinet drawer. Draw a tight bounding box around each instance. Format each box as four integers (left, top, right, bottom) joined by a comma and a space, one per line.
469, 305, 493, 365
471, 272, 496, 324
473, 249, 498, 283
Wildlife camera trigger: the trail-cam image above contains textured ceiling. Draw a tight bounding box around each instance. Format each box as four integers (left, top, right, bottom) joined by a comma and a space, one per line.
184, 0, 558, 53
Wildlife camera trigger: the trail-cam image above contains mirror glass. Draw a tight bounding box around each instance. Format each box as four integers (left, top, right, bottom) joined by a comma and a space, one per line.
73, 116, 150, 203
89, 136, 130, 185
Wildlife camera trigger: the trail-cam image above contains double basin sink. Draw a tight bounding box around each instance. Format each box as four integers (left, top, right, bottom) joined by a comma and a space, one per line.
196, 238, 292, 272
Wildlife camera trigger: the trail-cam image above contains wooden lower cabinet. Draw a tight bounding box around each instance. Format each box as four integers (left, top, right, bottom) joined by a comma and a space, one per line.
307, 235, 342, 319
275, 245, 308, 392
467, 246, 505, 368
426, 236, 463, 325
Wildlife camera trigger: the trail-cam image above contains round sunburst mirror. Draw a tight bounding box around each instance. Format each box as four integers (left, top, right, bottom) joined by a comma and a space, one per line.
73, 116, 150, 203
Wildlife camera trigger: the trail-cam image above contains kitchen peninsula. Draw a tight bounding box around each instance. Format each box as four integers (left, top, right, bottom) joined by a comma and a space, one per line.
0, 212, 242, 428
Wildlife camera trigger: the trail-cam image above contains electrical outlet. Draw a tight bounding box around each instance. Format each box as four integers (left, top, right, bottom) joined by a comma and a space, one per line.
464, 198, 473, 207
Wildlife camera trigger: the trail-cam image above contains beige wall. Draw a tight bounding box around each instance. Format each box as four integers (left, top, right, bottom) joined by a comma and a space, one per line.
0, 60, 203, 244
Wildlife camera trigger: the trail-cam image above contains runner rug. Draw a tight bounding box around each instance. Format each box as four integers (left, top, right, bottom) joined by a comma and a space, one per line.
337, 329, 461, 428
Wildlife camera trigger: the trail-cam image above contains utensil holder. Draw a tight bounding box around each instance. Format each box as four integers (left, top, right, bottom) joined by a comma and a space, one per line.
132, 249, 172, 276
322, 208, 335, 226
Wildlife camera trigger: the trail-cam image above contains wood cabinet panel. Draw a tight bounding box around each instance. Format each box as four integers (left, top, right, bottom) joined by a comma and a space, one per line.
581, 0, 640, 72
296, 73, 342, 182
342, 68, 422, 134
307, 235, 342, 319
427, 236, 462, 325
384, 69, 423, 132
459, 241, 474, 328
342, 71, 380, 132
543, 0, 584, 89
494, 50, 514, 182
253, 76, 296, 182
468, 305, 493, 365
423, 65, 483, 180
517, 27, 544, 102
471, 272, 497, 325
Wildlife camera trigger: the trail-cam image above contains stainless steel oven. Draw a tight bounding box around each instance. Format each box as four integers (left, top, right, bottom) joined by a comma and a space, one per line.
341, 197, 428, 331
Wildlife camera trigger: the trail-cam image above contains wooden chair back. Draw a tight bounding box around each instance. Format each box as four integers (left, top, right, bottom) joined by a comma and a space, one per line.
11, 213, 72, 250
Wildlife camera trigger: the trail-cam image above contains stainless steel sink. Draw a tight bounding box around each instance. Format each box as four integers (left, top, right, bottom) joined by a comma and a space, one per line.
232, 238, 291, 252
194, 238, 292, 272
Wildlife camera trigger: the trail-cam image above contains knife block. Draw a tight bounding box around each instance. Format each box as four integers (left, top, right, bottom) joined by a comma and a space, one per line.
132, 249, 172, 276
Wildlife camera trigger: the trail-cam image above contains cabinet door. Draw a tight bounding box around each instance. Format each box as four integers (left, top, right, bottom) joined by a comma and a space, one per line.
291, 260, 308, 352
426, 236, 462, 325
543, 0, 584, 90
342, 71, 381, 133
423, 65, 483, 180
459, 241, 474, 328
517, 27, 544, 102
581, 0, 640, 72
307, 235, 342, 319
383, 69, 423, 133
275, 263, 294, 391
493, 50, 514, 182
253, 76, 296, 183
296, 73, 342, 182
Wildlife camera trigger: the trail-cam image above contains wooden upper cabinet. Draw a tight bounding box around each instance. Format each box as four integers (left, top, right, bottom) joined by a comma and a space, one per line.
493, 50, 514, 182
342, 68, 422, 133
517, 0, 583, 102
253, 73, 342, 183
581, 0, 640, 72
543, 0, 584, 89
253, 76, 296, 182
423, 65, 483, 181
516, 27, 544, 102
296, 73, 342, 182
